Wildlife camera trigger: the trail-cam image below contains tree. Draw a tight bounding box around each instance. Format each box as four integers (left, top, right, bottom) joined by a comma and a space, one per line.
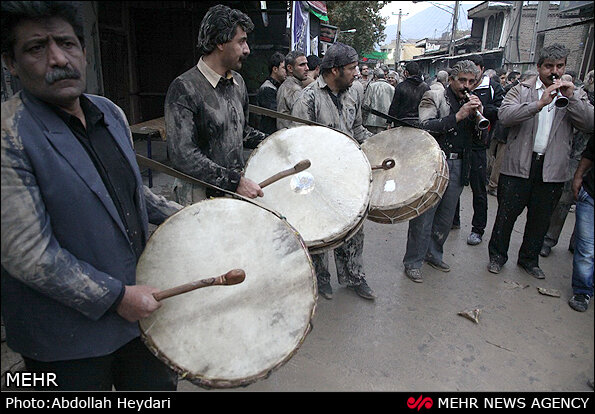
326, 1, 389, 56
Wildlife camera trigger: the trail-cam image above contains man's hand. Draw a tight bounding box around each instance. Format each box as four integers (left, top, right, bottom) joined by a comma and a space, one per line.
558, 75, 575, 99
236, 177, 263, 198
456, 94, 481, 122
116, 285, 162, 322
572, 176, 583, 201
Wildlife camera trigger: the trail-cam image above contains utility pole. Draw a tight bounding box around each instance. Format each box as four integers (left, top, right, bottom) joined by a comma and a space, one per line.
529, 1, 549, 63
448, 1, 460, 56
392, 9, 408, 67
504, 1, 523, 69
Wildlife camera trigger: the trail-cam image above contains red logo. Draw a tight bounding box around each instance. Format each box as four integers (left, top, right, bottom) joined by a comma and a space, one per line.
407, 395, 433, 411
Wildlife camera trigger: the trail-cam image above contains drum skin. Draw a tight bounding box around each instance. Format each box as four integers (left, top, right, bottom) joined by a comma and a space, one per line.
244, 126, 372, 253
361, 127, 449, 224
137, 198, 317, 388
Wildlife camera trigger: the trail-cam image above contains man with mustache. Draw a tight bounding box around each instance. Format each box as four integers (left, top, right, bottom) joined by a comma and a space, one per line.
402, 60, 483, 283
165, 4, 266, 204
487, 44, 593, 278
291, 42, 376, 300
1, 1, 181, 390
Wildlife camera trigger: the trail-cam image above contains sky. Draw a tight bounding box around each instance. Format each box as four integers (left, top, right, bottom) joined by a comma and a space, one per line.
381, 1, 483, 26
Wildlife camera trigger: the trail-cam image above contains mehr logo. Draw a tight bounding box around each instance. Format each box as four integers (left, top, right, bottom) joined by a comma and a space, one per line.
407, 395, 434, 410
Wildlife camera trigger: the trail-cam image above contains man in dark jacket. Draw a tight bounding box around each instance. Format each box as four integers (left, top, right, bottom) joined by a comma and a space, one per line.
255, 52, 286, 135
403, 60, 482, 283
453, 54, 504, 246
388, 61, 430, 127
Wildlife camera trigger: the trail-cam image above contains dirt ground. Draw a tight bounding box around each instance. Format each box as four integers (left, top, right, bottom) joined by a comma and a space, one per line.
2, 141, 593, 392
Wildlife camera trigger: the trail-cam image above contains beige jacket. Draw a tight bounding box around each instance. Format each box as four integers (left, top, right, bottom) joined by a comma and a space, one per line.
498, 76, 593, 182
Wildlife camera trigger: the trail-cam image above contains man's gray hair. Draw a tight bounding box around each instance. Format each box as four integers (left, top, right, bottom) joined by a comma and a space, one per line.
450, 60, 481, 80
537, 43, 570, 67
436, 70, 448, 84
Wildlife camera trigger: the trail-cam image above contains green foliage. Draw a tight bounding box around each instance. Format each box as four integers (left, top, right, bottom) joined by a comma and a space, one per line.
326, 1, 389, 55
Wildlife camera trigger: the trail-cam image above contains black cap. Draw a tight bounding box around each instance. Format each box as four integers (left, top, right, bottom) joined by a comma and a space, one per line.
320, 42, 358, 69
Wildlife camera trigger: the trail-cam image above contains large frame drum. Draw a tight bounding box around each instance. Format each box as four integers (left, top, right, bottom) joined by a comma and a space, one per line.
137, 198, 317, 388
244, 126, 372, 254
361, 127, 449, 224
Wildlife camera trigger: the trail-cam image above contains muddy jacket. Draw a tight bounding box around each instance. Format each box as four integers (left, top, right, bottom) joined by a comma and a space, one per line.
1, 90, 181, 361
498, 76, 594, 182
276, 75, 305, 130
290, 75, 372, 143
165, 59, 266, 199
362, 79, 395, 128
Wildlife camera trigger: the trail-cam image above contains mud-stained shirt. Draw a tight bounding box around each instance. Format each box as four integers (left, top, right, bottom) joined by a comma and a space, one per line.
290, 75, 372, 143
276, 75, 305, 130
165, 58, 266, 195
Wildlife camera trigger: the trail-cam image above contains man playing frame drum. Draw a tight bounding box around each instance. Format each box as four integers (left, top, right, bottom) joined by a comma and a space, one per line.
165, 4, 266, 204
402, 60, 483, 283
291, 42, 376, 300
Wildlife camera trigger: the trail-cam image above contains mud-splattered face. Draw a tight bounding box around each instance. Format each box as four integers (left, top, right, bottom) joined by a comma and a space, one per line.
219, 26, 250, 72
4, 17, 86, 107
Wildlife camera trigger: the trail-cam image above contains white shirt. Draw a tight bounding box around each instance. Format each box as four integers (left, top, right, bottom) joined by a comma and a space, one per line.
533, 77, 556, 154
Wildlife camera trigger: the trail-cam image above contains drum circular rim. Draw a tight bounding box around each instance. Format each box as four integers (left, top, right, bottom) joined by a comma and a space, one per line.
245, 126, 372, 250
137, 197, 318, 388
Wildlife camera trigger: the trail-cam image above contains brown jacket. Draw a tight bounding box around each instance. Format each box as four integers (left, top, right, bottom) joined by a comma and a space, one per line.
498, 76, 593, 182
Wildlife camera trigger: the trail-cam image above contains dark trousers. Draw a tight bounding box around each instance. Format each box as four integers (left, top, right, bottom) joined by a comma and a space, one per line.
453, 148, 488, 235
488, 155, 564, 268
22, 337, 178, 391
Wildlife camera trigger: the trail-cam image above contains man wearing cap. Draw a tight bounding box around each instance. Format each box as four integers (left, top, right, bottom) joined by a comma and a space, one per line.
291, 42, 375, 300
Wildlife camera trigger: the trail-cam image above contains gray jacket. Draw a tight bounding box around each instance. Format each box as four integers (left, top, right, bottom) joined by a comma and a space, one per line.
291, 75, 372, 143
276, 75, 305, 130
165, 64, 265, 201
498, 76, 594, 182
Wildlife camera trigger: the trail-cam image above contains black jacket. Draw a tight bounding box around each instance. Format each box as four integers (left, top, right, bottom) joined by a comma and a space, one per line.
471, 75, 504, 149
388, 75, 430, 124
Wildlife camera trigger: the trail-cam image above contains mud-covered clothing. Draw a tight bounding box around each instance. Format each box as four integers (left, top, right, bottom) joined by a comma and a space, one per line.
489, 77, 593, 269
256, 76, 281, 135
291, 75, 371, 286
403, 85, 477, 270
362, 79, 394, 129
276, 75, 304, 130
165, 58, 266, 202
498, 76, 593, 183
418, 85, 478, 185
388, 75, 430, 125
1, 90, 181, 362
291, 75, 372, 144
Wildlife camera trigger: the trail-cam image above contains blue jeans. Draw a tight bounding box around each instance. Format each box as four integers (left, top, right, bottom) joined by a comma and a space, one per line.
572, 188, 594, 297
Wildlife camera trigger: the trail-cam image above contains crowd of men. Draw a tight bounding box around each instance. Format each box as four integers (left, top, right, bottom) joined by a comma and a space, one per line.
1, 1, 593, 391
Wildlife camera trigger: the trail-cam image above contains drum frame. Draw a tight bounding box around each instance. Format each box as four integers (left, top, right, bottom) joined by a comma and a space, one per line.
367, 152, 449, 224
138, 197, 317, 389
244, 126, 372, 253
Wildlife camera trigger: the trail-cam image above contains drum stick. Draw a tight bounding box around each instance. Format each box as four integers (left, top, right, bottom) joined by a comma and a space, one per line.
258, 159, 311, 188
152, 269, 246, 301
